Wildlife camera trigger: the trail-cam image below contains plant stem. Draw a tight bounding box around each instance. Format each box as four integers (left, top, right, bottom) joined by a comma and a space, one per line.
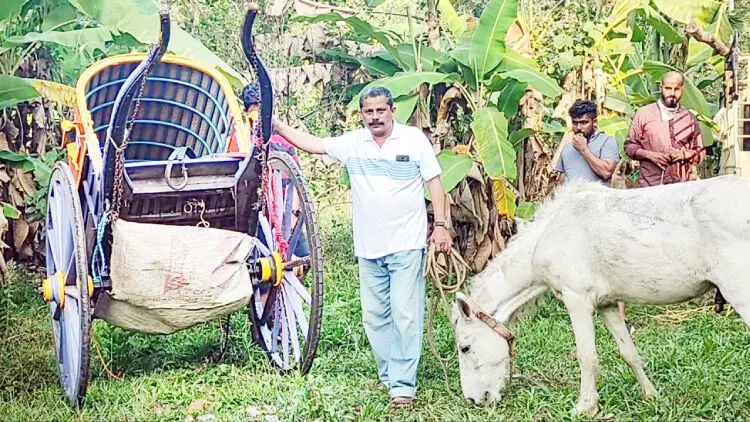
616, 30, 633, 72
620, 68, 645, 80
407, 7, 419, 71
367, 10, 427, 21
454, 82, 476, 111
10, 19, 79, 75
605, 55, 626, 92
12, 43, 39, 75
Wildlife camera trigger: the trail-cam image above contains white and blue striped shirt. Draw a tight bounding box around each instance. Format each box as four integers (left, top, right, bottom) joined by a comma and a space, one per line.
324, 121, 443, 259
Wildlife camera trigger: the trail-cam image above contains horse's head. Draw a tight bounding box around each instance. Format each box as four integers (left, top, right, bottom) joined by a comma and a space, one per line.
452, 291, 514, 404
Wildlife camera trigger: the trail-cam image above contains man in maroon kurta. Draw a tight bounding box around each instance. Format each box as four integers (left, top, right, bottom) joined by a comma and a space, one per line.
625, 72, 706, 187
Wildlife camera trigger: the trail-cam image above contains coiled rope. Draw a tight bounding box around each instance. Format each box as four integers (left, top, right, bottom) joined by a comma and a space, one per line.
424, 243, 472, 395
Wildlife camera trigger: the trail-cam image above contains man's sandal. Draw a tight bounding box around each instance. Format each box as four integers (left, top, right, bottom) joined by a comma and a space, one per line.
390, 396, 413, 408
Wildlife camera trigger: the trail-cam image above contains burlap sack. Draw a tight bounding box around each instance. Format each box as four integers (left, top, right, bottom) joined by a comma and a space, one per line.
94, 220, 256, 334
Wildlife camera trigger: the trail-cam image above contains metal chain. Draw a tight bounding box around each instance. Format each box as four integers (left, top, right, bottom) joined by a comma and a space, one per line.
109, 57, 153, 222
248, 46, 270, 215
256, 123, 268, 214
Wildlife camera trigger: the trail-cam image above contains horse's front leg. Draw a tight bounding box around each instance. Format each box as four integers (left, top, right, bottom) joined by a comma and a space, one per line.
600, 305, 658, 399
561, 292, 599, 416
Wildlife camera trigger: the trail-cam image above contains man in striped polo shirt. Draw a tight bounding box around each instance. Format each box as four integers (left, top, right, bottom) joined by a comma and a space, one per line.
272, 86, 452, 408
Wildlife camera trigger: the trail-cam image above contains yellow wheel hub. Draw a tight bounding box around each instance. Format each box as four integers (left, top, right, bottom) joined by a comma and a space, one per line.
56, 271, 65, 308
259, 256, 272, 282
42, 271, 66, 308
258, 252, 285, 286
272, 252, 284, 286
41, 278, 52, 302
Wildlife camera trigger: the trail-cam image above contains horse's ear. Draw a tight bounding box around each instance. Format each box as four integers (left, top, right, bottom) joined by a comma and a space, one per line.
455, 292, 473, 320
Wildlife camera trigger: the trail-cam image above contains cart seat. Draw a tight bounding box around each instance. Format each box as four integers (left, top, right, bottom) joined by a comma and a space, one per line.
81, 55, 249, 160
123, 155, 246, 195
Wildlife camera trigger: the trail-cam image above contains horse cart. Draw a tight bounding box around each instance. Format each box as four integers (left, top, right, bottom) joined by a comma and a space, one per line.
39, 6, 323, 405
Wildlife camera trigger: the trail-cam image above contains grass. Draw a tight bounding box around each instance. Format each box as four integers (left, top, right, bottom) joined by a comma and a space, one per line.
2, 212, 750, 421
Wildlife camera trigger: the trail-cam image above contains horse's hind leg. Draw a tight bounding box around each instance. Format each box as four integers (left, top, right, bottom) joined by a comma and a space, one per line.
713, 279, 750, 327
600, 306, 658, 399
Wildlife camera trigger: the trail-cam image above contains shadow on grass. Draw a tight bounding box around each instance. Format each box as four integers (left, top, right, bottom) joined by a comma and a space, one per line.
91, 311, 275, 376
1, 267, 275, 395
5, 215, 750, 420
0, 267, 61, 399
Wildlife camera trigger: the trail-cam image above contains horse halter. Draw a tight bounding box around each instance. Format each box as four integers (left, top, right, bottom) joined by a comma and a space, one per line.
474, 310, 516, 357
461, 294, 517, 391
464, 296, 516, 357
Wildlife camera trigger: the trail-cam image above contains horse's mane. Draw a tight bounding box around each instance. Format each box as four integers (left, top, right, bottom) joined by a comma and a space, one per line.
533, 180, 607, 220
464, 180, 608, 325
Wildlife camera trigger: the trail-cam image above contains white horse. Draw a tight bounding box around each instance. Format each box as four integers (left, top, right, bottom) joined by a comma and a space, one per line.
452, 175, 750, 416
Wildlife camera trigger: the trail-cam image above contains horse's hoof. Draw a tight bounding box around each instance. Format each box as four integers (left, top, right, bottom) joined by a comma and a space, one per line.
571, 402, 598, 417
642, 385, 659, 399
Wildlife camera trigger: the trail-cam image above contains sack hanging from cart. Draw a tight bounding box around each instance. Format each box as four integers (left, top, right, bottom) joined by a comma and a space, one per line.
94, 220, 256, 334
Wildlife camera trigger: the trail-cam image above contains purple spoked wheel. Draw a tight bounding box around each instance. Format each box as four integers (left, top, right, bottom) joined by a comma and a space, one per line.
249, 151, 323, 375
45, 163, 91, 406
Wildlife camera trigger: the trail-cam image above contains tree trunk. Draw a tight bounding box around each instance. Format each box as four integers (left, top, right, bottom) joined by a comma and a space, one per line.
417, 0, 442, 133
426, 0, 441, 51
686, 21, 730, 57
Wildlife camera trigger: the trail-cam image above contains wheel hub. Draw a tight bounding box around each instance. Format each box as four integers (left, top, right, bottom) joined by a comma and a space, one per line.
41, 271, 66, 308
292, 265, 306, 279
254, 253, 312, 286
257, 251, 285, 286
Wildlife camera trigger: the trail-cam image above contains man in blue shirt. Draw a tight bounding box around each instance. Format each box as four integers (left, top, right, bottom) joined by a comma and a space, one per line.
553, 99, 631, 333
555, 100, 620, 184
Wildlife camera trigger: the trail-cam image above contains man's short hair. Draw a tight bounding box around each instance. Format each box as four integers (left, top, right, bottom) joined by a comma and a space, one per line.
569, 99, 597, 119
359, 86, 393, 108
241, 83, 260, 109
662, 71, 685, 87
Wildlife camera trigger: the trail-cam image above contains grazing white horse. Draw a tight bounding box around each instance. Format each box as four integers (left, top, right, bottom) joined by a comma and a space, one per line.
452, 175, 750, 416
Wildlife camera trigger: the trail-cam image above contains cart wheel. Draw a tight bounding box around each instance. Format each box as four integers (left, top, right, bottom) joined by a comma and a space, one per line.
43, 163, 91, 406
249, 151, 323, 375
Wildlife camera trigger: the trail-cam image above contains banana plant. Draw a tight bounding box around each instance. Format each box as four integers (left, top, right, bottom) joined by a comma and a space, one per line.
530, 0, 728, 157
599, 0, 728, 146
0, 0, 253, 267
0, 0, 248, 111
295, 0, 564, 212
0, 76, 39, 110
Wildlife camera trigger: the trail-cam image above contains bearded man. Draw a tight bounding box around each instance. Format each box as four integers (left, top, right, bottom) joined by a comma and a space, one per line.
625, 71, 706, 187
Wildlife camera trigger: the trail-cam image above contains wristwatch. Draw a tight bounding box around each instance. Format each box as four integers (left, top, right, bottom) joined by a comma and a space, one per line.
433, 221, 447, 228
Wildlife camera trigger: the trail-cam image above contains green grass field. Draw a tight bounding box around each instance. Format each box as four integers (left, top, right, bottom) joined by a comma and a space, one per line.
2, 213, 750, 421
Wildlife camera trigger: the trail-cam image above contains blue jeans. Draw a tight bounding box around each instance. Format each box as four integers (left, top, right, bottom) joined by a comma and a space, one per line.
358, 248, 426, 398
